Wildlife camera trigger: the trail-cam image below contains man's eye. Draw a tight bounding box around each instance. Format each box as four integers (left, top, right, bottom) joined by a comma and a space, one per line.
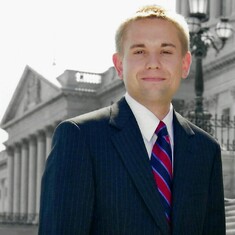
134, 50, 144, 54
162, 50, 172, 54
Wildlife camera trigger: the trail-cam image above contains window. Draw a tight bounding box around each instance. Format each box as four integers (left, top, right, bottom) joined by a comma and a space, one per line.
222, 108, 230, 126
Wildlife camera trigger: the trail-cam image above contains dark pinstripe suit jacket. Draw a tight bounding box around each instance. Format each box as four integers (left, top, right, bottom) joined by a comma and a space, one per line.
38, 97, 225, 235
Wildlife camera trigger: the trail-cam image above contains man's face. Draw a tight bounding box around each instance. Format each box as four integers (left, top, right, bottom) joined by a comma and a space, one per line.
113, 18, 191, 107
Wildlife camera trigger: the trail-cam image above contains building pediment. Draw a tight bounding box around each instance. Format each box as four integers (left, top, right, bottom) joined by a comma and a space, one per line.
1, 65, 61, 127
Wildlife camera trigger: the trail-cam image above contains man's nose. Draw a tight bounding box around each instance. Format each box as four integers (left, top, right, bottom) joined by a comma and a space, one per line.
146, 54, 161, 70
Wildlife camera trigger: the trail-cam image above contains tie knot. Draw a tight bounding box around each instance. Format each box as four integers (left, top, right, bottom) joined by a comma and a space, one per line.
155, 121, 168, 137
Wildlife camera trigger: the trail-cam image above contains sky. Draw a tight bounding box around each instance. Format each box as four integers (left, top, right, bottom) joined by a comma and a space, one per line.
0, 0, 176, 151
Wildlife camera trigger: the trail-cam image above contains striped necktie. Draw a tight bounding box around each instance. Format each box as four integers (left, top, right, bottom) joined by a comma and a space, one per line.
150, 121, 173, 222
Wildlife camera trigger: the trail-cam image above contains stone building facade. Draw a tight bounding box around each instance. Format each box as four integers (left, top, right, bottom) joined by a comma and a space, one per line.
175, 0, 235, 116
0, 0, 235, 224
0, 65, 125, 223
176, 0, 235, 199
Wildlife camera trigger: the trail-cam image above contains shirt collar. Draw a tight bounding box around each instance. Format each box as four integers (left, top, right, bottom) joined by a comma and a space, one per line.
125, 93, 174, 142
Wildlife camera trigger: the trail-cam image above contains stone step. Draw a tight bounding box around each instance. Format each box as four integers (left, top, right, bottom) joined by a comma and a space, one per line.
226, 216, 235, 223
225, 199, 235, 206
225, 199, 235, 234
225, 202, 235, 207
225, 205, 235, 211
226, 229, 235, 235
225, 209, 235, 214
226, 221, 235, 230
226, 210, 235, 217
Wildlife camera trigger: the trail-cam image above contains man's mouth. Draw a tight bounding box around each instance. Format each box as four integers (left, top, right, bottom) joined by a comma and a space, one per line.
142, 77, 166, 82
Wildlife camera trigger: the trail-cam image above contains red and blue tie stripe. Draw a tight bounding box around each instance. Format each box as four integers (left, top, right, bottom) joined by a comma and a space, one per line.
151, 121, 173, 222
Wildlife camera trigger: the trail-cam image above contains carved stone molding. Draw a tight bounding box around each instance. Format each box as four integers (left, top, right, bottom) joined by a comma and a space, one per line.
204, 52, 235, 79
230, 86, 235, 99
24, 75, 41, 112
204, 94, 219, 108
37, 130, 45, 141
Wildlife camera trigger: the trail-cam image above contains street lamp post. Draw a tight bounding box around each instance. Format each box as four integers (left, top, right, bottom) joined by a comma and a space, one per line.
187, 0, 233, 132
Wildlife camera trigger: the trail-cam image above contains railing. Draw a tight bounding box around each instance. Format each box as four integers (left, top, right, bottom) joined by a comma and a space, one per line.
186, 113, 235, 151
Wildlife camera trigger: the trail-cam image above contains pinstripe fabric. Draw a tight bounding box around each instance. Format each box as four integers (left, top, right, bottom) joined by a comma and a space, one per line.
172, 114, 225, 235
38, 98, 225, 235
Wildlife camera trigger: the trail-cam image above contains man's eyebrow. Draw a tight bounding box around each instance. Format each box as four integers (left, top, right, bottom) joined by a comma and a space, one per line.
130, 44, 146, 49
161, 43, 176, 48
129, 43, 177, 50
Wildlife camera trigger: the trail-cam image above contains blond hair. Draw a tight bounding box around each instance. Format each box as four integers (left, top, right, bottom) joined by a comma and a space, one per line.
115, 5, 190, 55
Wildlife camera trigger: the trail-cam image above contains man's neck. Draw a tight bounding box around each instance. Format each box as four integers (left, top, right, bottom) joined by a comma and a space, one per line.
135, 99, 171, 121
125, 93, 171, 120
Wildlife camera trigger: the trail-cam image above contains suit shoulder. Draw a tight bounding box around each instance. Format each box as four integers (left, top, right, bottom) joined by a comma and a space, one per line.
61, 97, 127, 127
64, 106, 111, 127
175, 112, 220, 147
187, 118, 220, 147
52, 106, 111, 142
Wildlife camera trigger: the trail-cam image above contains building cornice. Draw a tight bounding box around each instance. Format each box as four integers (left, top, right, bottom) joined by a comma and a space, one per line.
204, 51, 235, 80
97, 79, 124, 96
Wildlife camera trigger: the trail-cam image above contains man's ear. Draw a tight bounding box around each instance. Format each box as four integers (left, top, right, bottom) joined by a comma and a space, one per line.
112, 53, 123, 79
182, 51, 192, 79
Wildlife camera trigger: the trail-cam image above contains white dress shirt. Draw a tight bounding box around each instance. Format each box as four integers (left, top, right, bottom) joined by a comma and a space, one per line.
125, 93, 174, 169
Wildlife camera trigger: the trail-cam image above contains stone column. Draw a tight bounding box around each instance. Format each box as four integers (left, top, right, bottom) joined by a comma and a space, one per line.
35, 131, 46, 223
233, 156, 235, 197
210, 0, 220, 19
226, 0, 232, 16
181, 0, 189, 18
6, 147, 14, 217
3, 179, 8, 214
13, 144, 21, 219
0, 180, 2, 213
20, 139, 29, 221
176, 0, 181, 13
0, 179, 5, 213
45, 126, 54, 158
232, 0, 235, 15
28, 135, 37, 222
233, 116, 235, 197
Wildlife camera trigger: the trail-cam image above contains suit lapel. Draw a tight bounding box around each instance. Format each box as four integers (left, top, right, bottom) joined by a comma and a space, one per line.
109, 98, 170, 234
171, 112, 195, 234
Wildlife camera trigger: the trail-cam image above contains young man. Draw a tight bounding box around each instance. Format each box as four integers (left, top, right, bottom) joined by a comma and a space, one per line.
39, 5, 225, 235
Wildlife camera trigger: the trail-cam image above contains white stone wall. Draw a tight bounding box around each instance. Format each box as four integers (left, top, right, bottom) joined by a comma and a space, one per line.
222, 151, 235, 198
0, 151, 7, 214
